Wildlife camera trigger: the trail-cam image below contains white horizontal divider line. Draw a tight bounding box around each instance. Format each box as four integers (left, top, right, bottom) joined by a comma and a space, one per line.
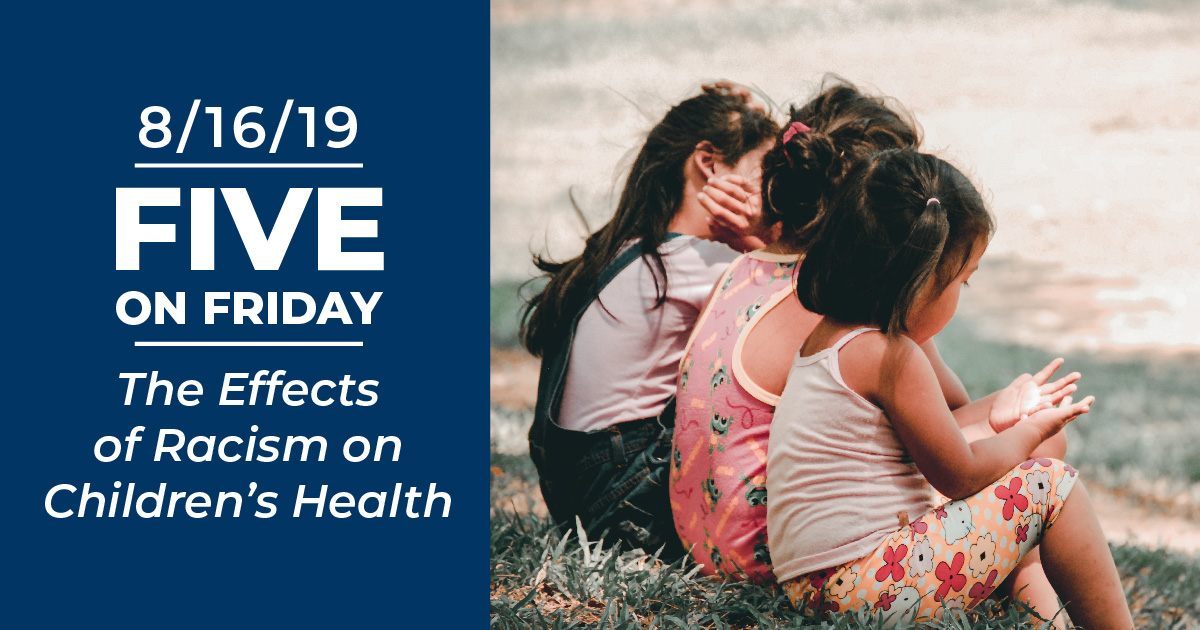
135, 341, 363, 347
133, 163, 363, 168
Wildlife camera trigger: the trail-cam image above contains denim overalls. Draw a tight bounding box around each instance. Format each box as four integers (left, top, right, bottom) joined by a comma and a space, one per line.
527, 235, 685, 560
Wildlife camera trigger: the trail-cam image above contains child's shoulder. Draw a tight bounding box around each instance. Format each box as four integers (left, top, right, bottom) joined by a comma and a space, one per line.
663, 236, 741, 271
837, 330, 926, 398
839, 328, 918, 355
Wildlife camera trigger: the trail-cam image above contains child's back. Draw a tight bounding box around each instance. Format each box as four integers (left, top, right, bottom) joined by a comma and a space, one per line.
767, 327, 932, 579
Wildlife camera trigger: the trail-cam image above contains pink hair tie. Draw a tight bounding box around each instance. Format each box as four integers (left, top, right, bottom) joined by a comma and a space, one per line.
781, 121, 810, 167
782, 121, 810, 144
926, 197, 940, 206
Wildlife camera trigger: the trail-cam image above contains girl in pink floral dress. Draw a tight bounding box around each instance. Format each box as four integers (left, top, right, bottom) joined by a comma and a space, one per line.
671, 81, 944, 583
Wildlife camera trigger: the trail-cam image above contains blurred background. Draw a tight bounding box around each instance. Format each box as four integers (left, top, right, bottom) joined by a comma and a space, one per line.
491, 0, 1200, 549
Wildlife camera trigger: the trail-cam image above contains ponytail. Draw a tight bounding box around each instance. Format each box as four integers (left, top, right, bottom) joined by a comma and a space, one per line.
762, 125, 842, 244
794, 149, 993, 335
760, 78, 921, 250
888, 191, 950, 333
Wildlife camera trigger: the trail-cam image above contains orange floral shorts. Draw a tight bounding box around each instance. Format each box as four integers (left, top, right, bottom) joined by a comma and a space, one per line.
781, 459, 1078, 626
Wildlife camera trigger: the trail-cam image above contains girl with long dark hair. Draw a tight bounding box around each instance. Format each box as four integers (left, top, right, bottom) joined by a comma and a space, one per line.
521, 83, 779, 557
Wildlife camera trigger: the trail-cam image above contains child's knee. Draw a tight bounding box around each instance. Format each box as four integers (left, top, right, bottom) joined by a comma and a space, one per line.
1013, 458, 1078, 504
1004, 458, 1080, 551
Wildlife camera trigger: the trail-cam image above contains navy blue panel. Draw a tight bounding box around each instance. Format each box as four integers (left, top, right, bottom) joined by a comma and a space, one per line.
3, 4, 487, 626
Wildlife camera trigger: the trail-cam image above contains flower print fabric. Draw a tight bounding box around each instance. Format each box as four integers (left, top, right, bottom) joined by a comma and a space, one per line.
671, 251, 800, 583
781, 459, 1077, 626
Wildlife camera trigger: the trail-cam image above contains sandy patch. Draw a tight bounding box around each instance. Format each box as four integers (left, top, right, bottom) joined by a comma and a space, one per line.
958, 256, 1200, 357
491, 347, 541, 410
1091, 484, 1200, 554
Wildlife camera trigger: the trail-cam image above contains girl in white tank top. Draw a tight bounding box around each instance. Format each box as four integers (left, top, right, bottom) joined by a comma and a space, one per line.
766, 149, 1132, 628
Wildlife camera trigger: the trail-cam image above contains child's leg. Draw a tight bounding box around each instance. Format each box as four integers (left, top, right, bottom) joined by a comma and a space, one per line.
1004, 548, 1067, 629
532, 417, 685, 559
1039, 481, 1133, 630
999, 434, 1070, 628
782, 459, 1127, 626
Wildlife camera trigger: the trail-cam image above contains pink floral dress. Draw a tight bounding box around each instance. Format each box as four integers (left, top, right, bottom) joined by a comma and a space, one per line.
670, 250, 801, 582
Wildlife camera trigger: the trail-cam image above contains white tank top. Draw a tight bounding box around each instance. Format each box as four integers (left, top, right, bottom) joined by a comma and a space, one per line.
766, 328, 935, 581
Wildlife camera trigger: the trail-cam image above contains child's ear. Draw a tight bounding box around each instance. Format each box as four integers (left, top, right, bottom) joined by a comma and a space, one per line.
691, 141, 718, 180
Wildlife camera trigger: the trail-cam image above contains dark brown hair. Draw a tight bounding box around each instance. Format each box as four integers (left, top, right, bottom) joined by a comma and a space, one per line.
520, 88, 779, 357
794, 149, 994, 335
762, 78, 920, 249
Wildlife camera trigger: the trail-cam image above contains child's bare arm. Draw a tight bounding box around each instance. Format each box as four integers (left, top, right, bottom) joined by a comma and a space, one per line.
861, 337, 1092, 499
949, 358, 1079, 434
920, 339, 969, 410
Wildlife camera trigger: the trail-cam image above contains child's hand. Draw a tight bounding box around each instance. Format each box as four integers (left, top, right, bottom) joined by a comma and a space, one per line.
1033, 358, 1082, 407
701, 81, 767, 112
1023, 394, 1095, 440
990, 374, 1042, 433
988, 358, 1082, 433
698, 174, 768, 249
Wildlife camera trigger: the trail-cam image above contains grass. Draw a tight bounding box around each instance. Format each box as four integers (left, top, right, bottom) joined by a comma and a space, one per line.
491, 457, 1200, 629
492, 279, 535, 348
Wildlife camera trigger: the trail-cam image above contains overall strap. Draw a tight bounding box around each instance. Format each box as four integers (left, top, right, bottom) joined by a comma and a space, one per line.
533, 233, 684, 432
